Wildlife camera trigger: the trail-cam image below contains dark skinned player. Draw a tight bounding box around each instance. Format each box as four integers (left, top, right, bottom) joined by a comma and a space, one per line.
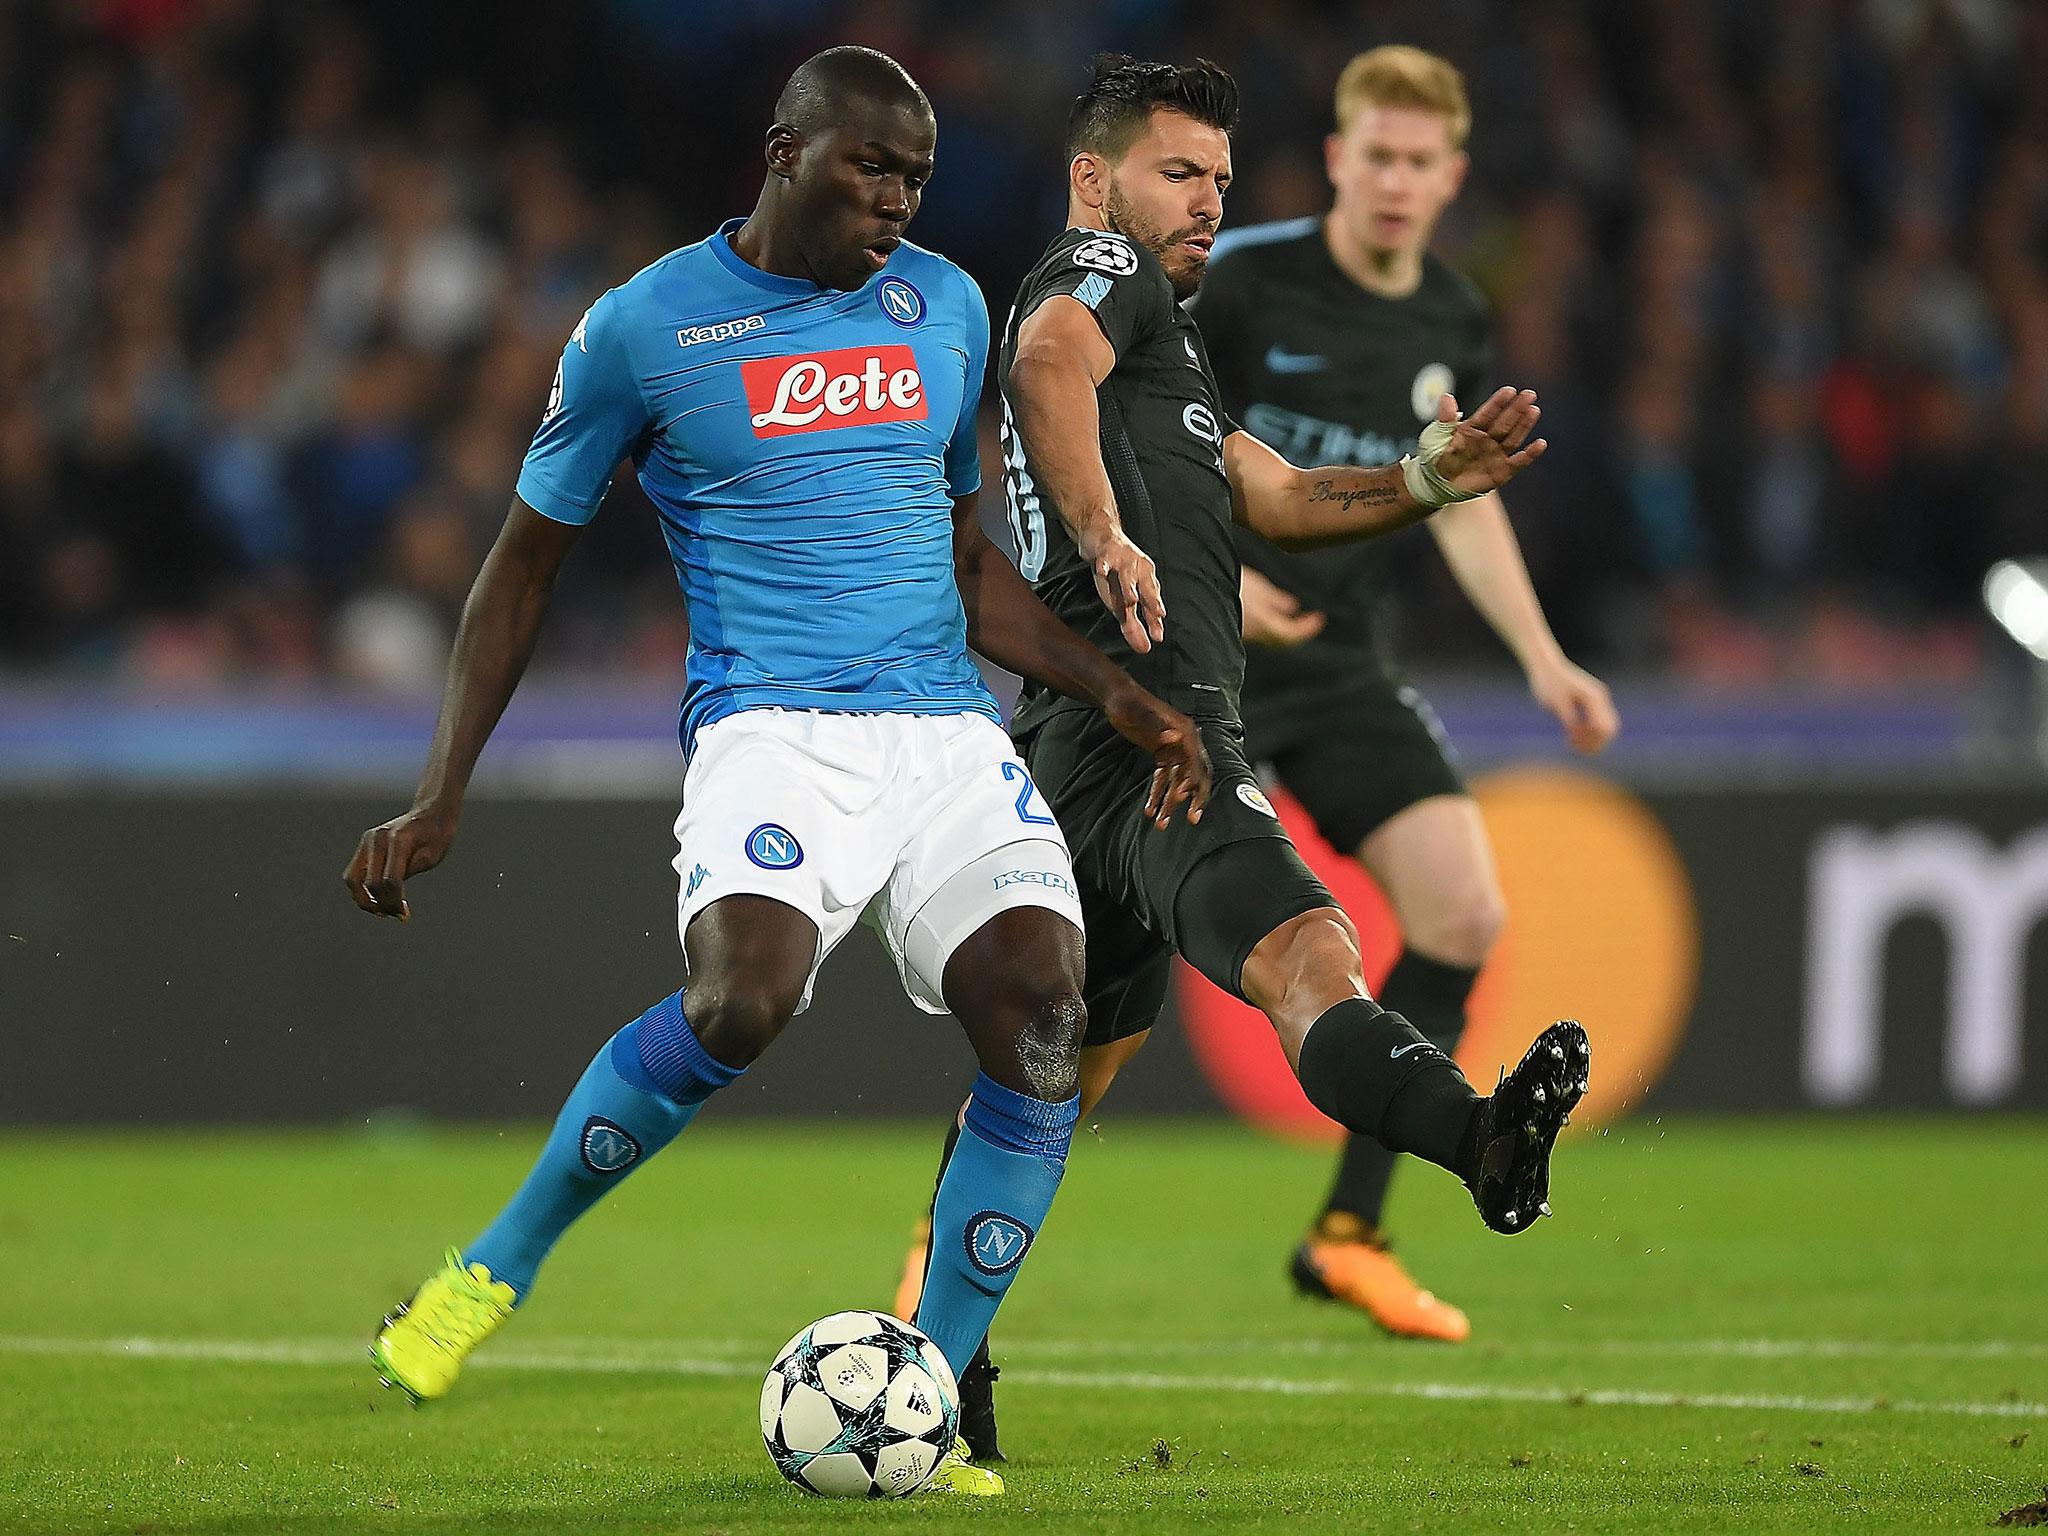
892, 55, 1591, 1461
348, 46, 1209, 1498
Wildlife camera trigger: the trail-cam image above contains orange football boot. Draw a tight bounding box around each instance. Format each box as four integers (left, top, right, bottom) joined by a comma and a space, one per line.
1290, 1212, 1471, 1342
892, 1217, 931, 1322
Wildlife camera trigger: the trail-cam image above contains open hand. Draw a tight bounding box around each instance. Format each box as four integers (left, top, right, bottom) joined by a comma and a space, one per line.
343, 807, 456, 919
1078, 522, 1166, 654
1103, 681, 1211, 827
1241, 566, 1325, 647
1426, 387, 1547, 500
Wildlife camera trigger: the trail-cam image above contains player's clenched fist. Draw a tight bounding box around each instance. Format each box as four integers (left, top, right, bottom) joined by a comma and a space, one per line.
343, 807, 456, 920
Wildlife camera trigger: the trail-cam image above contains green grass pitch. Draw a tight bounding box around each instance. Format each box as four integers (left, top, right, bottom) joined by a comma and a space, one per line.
1, 1115, 2043, 1533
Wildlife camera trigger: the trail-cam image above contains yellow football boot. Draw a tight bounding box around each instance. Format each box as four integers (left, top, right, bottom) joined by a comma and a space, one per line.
919, 1437, 1004, 1496
370, 1247, 517, 1401
891, 1218, 931, 1322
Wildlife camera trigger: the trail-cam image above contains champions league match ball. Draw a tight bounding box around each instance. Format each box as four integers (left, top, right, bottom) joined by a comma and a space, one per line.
759, 1310, 961, 1497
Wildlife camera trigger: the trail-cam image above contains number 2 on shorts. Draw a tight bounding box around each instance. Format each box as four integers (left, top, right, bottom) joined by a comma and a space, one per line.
1002, 762, 1058, 827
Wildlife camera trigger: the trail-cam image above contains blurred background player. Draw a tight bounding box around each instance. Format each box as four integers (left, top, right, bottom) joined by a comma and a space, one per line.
350, 47, 1210, 1498
1192, 46, 1621, 1344
895, 54, 1588, 1462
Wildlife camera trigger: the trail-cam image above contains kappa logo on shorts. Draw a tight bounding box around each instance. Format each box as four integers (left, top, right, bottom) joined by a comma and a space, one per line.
745, 823, 804, 869
964, 1210, 1035, 1276
1236, 782, 1278, 817
580, 1117, 642, 1175
993, 868, 1078, 899
1071, 234, 1138, 276
685, 862, 712, 900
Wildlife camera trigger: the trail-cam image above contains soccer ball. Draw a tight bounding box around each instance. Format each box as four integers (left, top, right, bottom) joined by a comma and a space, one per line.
759, 1309, 960, 1498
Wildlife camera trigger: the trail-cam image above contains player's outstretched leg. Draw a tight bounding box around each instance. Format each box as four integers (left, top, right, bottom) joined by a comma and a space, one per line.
373, 896, 809, 1401
1239, 907, 1588, 1236
1294, 952, 1480, 1341
912, 906, 1087, 1495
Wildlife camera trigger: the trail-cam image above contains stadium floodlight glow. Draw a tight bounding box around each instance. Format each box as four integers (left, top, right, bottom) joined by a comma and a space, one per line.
1982, 559, 2048, 660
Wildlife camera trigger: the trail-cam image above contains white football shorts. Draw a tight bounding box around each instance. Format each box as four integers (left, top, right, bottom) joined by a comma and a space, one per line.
673, 709, 1085, 1014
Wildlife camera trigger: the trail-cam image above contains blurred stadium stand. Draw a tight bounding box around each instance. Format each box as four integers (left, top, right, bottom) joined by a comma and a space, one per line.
1, 0, 2046, 710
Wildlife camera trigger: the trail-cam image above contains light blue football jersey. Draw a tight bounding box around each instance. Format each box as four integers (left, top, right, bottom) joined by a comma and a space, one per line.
517, 219, 999, 753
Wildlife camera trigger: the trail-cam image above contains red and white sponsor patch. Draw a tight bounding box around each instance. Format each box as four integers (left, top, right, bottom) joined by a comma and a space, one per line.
741, 345, 927, 438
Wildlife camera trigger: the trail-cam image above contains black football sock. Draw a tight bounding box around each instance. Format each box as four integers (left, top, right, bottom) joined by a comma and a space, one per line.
1319, 952, 1481, 1227
1295, 996, 1481, 1178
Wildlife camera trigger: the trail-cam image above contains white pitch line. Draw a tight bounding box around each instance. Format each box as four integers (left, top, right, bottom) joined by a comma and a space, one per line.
1, 1335, 2041, 1421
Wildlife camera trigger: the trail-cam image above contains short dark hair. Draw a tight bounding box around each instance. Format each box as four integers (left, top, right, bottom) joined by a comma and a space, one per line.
1066, 54, 1240, 162
776, 46, 931, 137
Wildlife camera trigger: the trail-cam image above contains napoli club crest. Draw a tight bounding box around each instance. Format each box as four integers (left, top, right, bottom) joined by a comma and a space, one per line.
877, 277, 925, 328
963, 1211, 1035, 1276
581, 1117, 642, 1175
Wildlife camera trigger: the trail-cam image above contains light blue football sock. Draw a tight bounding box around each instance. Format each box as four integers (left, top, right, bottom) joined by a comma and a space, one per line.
915, 1072, 1079, 1377
465, 989, 742, 1299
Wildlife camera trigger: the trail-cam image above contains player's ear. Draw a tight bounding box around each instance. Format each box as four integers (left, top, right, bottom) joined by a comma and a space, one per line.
1070, 151, 1109, 214
1323, 131, 1344, 189
765, 123, 802, 180
1445, 148, 1470, 199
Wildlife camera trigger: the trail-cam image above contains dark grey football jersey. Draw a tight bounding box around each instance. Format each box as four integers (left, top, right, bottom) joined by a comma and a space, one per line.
1193, 216, 1494, 688
999, 227, 1247, 732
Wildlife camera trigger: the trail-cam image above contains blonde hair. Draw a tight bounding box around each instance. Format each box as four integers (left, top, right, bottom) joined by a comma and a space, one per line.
1333, 45, 1470, 148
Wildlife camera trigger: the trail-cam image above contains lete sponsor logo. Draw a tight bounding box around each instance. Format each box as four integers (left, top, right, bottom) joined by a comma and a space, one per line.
741, 345, 926, 437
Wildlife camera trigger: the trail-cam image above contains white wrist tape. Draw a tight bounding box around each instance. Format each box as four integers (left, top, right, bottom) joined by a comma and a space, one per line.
1398, 416, 1475, 509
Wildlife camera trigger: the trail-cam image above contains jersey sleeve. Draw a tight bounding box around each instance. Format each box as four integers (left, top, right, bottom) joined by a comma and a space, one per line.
1018, 232, 1171, 360
515, 289, 647, 526
945, 271, 991, 498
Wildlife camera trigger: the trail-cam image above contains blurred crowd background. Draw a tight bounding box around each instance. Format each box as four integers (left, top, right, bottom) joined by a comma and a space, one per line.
2, 0, 2045, 694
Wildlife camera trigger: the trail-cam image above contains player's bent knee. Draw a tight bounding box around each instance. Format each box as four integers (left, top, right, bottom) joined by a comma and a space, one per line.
678, 977, 799, 1068
1406, 886, 1505, 968
1013, 990, 1085, 1102
1251, 908, 1362, 997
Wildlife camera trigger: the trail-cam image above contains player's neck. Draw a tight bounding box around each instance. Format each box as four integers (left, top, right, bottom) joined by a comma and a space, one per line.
730, 194, 826, 288
1322, 213, 1424, 300
1067, 200, 1111, 234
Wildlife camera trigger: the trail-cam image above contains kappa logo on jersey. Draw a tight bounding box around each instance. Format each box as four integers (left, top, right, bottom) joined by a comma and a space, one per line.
1411, 362, 1455, 422
544, 359, 565, 421
745, 823, 804, 869
580, 1116, 642, 1175
677, 313, 766, 348
964, 1210, 1035, 1276
1071, 234, 1139, 276
877, 276, 925, 328
741, 345, 927, 437
1236, 781, 1278, 817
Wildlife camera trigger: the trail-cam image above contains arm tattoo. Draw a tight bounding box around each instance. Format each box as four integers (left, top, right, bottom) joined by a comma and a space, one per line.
1308, 477, 1398, 511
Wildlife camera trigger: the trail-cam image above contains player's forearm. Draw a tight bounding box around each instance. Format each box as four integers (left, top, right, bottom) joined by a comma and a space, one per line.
1244, 462, 1435, 550
1007, 351, 1123, 547
957, 534, 1133, 708
410, 548, 558, 822
1429, 494, 1565, 671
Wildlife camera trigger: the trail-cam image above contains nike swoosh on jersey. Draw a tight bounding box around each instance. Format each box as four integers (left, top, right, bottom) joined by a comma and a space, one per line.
1389, 1040, 1441, 1059
1265, 345, 1327, 374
